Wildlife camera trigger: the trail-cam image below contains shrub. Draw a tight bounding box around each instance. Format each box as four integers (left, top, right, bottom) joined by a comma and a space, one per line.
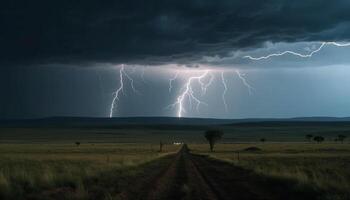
204, 130, 224, 152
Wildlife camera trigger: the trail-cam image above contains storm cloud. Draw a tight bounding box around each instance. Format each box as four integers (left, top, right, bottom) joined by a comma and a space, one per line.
1, 0, 350, 67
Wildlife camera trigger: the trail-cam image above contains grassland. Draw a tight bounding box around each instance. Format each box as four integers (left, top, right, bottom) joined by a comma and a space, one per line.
0, 122, 349, 199
190, 142, 350, 200
0, 142, 180, 199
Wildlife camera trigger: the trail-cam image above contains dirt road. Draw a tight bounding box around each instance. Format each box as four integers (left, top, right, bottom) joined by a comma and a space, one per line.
123, 145, 316, 200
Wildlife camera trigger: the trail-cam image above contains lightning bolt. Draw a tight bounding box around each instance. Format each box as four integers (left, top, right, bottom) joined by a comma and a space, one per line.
244, 41, 350, 60
123, 69, 139, 94
109, 65, 138, 118
220, 72, 228, 112
109, 65, 255, 118
109, 66, 125, 118
140, 66, 150, 83
199, 72, 214, 96
236, 70, 254, 95
168, 71, 179, 93
166, 69, 255, 117
168, 70, 212, 118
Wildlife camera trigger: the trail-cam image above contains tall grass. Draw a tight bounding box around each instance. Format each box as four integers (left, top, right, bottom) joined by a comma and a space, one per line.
0, 143, 179, 199
190, 143, 350, 200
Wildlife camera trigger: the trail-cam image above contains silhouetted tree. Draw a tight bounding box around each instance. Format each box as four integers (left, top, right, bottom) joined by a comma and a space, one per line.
260, 138, 266, 143
159, 141, 164, 152
338, 135, 347, 143
305, 134, 313, 142
313, 136, 324, 143
75, 142, 81, 147
204, 130, 224, 152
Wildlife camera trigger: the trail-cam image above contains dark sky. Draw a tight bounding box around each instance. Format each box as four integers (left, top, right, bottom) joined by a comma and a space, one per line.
1, 1, 350, 119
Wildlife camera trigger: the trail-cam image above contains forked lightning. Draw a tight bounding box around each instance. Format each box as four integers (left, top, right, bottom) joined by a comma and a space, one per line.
244, 42, 350, 60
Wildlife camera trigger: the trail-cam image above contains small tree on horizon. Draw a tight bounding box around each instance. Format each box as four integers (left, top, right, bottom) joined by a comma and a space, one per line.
159, 141, 164, 152
338, 135, 347, 143
204, 130, 224, 152
260, 138, 266, 143
313, 136, 324, 143
75, 141, 81, 147
305, 134, 313, 143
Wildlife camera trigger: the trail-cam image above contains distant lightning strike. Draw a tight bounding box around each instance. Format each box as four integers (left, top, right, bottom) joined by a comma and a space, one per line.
168, 70, 212, 118
220, 72, 228, 112
167, 69, 254, 117
199, 73, 214, 96
109, 66, 125, 118
123, 69, 139, 94
106, 41, 350, 118
109, 65, 138, 118
110, 65, 255, 118
235, 70, 254, 95
168, 71, 179, 93
244, 41, 350, 60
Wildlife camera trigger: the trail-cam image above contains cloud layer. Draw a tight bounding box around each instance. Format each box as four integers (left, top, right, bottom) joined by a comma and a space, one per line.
1, 0, 350, 66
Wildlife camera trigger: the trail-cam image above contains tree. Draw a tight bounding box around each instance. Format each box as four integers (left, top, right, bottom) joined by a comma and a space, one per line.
204, 130, 223, 152
313, 136, 324, 143
260, 138, 266, 143
159, 141, 164, 152
305, 134, 313, 142
338, 135, 347, 143
75, 141, 81, 147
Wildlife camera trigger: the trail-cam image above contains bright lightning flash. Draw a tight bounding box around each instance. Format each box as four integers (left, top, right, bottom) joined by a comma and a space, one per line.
168, 71, 179, 93
109, 65, 138, 118
168, 70, 212, 118
220, 72, 228, 112
166, 68, 254, 117
109, 65, 255, 118
244, 41, 350, 60
236, 70, 254, 95
107, 41, 350, 118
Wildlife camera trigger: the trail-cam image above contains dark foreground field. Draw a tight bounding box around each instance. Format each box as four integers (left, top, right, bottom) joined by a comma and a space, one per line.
18, 145, 317, 200
0, 142, 349, 199
120, 145, 318, 200
0, 119, 349, 199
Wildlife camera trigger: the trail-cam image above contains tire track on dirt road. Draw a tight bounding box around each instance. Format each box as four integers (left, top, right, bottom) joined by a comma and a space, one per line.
124, 144, 316, 200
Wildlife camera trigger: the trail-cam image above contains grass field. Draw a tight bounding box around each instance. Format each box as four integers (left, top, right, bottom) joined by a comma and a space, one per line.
0, 124, 349, 199
0, 142, 180, 199
190, 142, 350, 200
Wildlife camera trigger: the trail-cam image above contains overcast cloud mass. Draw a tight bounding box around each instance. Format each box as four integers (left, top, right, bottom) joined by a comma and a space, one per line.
2, 0, 350, 66
1, 1, 350, 119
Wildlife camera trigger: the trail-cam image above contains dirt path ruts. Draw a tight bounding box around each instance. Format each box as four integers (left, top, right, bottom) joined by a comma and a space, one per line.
124, 145, 316, 200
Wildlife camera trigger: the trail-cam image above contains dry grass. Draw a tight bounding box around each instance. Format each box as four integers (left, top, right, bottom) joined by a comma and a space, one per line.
190, 142, 350, 200
0, 143, 180, 199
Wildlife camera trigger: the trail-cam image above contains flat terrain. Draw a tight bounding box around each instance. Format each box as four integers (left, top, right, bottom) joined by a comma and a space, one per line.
2, 120, 350, 143
1, 142, 349, 199
0, 143, 180, 199
191, 143, 350, 200
119, 145, 316, 200
0, 122, 349, 199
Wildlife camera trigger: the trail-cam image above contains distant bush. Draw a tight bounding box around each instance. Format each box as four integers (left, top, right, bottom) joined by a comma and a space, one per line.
204, 130, 223, 152
159, 141, 164, 152
313, 136, 325, 143
243, 147, 262, 152
260, 138, 266, 143
337, 135, 347, 143
75, 142, 81, 147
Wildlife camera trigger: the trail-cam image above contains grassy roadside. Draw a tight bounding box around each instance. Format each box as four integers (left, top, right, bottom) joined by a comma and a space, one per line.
189, 143, 350, 200
0, 143, 180, 199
